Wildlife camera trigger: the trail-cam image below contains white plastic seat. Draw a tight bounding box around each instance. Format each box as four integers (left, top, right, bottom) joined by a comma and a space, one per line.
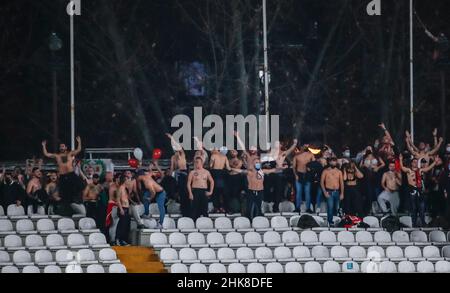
160, 248, 178, 261
304, 261, 322, 273
25, 235, 44, 248
198, 248, 216, 261
65, 264, 83, 273
215, 217, 233, 230
363, 216, 380, 228
342, 261, 360, 273
356, 231, 374, 243
285, 262, 303, 273
37, 219, 56, 233
367, 246, 385, 259
225, 232, 244, 245
301, 231, 318, 243
443, 246, 450, 258
207, 232, 225, 245
67, 233, 87, 247
57, 218, 76, 232
171, 263, 188, 273
379, 261, 397, 273
196, 218, 214, 230
177, 217, 195, 230
435, 261, 450, 273
430, 231, 446, 243
179, 248, 197, 261
43, 265, 62, 273
99, 248, 118, 262
323, 260, 341, 273
236, 247, 255, 260
247, 263, 265, 273
150, 233, 168, 245
162, 217, 176, 230
405, 246, 422, 259
319, 231, 337, 243
108, 263, 127, 273
293, 246, 311, 258
233, 217, 251, 229
392, 231, 410, 243
417, 261, 435, 273
311, 246, 329, 258
255, 247, 273, 260
13, 250, 32, 264
35, 250, 54, 264
282, 231, 300, 244
0, 251, 11, 263
209, 263, 227, 273
266, 262, 284, 273
218, 248, 236, 261
399, 216, 413, 228
0, 219, 14, 232
423, 246, 440, 258
0, 206, 4, 216
330, 246, 348, 258
228, 263, 246, 273
349, 246, 366, 259
252, 217, 270, 229
56, 250, 74, 263
79, 218, 97, 230
16, 219, 35, 233
398, 261, 416, 273
78, 249, 96, 263
7, 205, 25, 217
337, 231, 355, 244
86, 264, 105, 273
374, 231, 392, 243
4, 235, 23, 249
271, 216, 288, 229
89, 233, 108, 246
263, 231, 281, 245
46, 234, 65, 248
189, 263, 207, 273
274, 247, 292, 260
2, 266, 20, 273
187, 233, 206, 245
169, 233, 187, 245
410, 231, 428, 243
22, 266, 40, 273
386, 246, 404, 259
244, 232, 262, 244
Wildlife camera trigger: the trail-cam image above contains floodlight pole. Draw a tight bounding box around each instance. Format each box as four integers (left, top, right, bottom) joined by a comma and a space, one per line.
410, 0, 415, 143
70, 13, 76, 150
262, 0, 270, 144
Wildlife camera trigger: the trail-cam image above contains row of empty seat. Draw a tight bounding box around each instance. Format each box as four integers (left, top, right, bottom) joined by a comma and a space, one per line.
0, 218, 97, 234
170, 260, 450, 273
1, 263, 127, 273
1, 233, 109, 250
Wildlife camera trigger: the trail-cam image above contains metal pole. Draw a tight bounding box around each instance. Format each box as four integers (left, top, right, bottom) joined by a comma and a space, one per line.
70, 13, 75, 150
262, 0, 270, 143
410, 0, 414, 143
52, 70, 58, 151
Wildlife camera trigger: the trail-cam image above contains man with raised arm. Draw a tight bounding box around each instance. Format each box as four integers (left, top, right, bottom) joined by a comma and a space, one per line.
293, 145, 316, 213
234, 131, 259, 169
399, 153, 440, 227
320, 157, 344, 226
378, 161, 402, 216
187, 157, 214, 220
405, 129, 444, 165
209, 147, 231, 213
42, 137, 83, 205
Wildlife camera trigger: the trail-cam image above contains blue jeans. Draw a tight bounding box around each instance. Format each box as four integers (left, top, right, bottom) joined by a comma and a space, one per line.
247, 190, 263, 220
316, 187, 323, 212
326, 190, 340, 225
295, 177, 311, 210
144, 190, 166, 225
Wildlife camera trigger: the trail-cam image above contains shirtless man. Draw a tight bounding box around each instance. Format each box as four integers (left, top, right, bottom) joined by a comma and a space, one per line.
228, 150, 245, 213
45, 171, 61, 214
399, 154, 439, 227
82, 174, 102, 220
137, 167, 167, 228
320, 157, 344, 226
115, 175, 131, 246
42, 137, 83, 204
106, 173, 120, 243
166, 133, 190, 217
293, 146, 316, 212
209, 147, 231, 213
187, 157, 214, 220
272, 140, 297, 212
26, 168, 46, 214
405, 129, 444, 166
378, 162, 402, 216
231, 158, 279, 219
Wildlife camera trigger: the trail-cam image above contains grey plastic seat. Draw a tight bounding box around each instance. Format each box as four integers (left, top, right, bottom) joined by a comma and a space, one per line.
363, 216, 380, 228
410, 231, 428, 243
99, 248, 118, 262
1, 266, 20, 273
236, 247, 255, 260
301, 231, 318, 243
417, 261, 435, 273
150, 233, 168, 245
285, 262, 303, 273
57, 218, 76, 232
423, 246, 440, 258
374, 231, 392, 243
429, 231, 446, 243
255, 247, 273, 260
330, 246, 348, 258
398, 261, 416, 273
392, 231, 410, 243
37, 219, 56, 233
7, 205, 25, 217
179, 248, 197, 261
282, 231, 300, 244
379, 261, 397, 273
252, 217, 270, 229
271, 216, 289, 229
171, 263, 188, 273
233, 217, 251, 229
25, 234, 44, 248
263, 231, 281, 245
367, 246, 385, 259
16, 219, 35, 233
67, 233, 87, 247
46, 234, 65, 248
4, 235, 23, 249
13, 250, 32, 264
304, 261, 322, 273
386, 246, 404, 259
209, 263, 227, 274
160, 248, 178, 261
266, 262, 284, 273
35, 250, 54, 265
319, 231, 337, 244
228, 263, 246, 273
247, 263, 265, 273
187, 233, 206, 245
207, 232, 225, 245
65, 264, 83, 273
56, 250, 74, 264
177, 217, 195, 230
218, 248, 236, 261
0, 205, 4, 216
79, 218, 97, 230
274, 247, 292, 260
86, 264, 105, 273
169, 233, 187, 245
311, 246, 329, 258
162, 217, 176, 230
189, 263, 207, 273
78, 249, 96, 263
225, 232, 244, 245
244, 232, 262, 244
0, 251, 11, 264
405, 246, 422, 259
349, 246, 366, 259
88, 233, 108, 246
356, 231, 374, 243
22, 265, 41, 273
198, 248, 216, 261
293, 246, 311, 258
0, 219, 14, 233
435, 261, 450, 273
215, 217, 233, 230
323, 260, 341, 273
108, 263, 127, 273
337, 231, 355, 244
342, 261, 360, 273
43, 265, 62, 273
196, 218, 214, 230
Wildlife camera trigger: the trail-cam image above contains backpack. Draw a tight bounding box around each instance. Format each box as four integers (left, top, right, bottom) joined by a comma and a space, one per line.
381, 215, 401, 233
338, 215, 363, 228
297, 214, 320, 229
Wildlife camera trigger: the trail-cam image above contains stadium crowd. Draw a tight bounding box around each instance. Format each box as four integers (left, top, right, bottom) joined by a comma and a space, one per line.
1, 124, 450, 246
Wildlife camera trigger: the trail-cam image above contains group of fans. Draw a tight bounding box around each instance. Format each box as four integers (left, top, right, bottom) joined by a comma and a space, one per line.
1, 124, 450, 246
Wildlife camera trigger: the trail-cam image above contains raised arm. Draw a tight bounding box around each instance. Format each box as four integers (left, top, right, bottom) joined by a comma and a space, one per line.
166, 133, 185, 155
42, 141, 56, 159
70, 136, 82, 156
374, 158, 386, 172
234, 131, 249, 158
421, 158, 440, 173
379, 123, 395, 145
425, 29, 439, 42
429, 137, 444, 156
285, 139, 299, 157
405, 132, 419, 156
399, 154, 410, 173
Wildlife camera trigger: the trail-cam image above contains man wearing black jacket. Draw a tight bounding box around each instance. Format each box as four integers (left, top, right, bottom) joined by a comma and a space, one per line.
2, 173, 27, 211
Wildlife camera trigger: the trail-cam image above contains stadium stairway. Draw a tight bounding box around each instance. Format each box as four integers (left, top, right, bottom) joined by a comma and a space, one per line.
113, 246, 167, 273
